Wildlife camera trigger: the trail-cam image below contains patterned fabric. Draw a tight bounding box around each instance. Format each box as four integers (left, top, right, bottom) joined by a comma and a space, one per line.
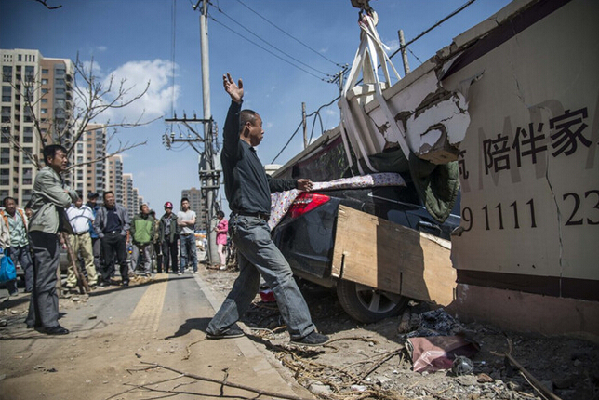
268, 172, 406, 229
269, 190, 301, 230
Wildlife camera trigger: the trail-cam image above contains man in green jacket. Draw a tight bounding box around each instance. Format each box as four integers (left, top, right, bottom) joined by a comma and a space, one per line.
25, 145, 78, 335
130, 204, 155, 276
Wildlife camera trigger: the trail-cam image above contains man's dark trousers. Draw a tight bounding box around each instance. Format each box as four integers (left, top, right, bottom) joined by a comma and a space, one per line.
100, 232, 128, 284
91, 237, 101, 273
161, 239, 178, 273
25, 231, 61, 328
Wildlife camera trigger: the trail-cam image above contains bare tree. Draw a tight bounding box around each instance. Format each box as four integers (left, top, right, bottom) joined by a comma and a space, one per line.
1, 54, 160, 171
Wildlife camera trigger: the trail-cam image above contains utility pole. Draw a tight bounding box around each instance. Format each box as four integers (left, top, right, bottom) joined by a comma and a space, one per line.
302, 102, 307, 149
398, 29, 410, 75
197, 0, 220, 267
164, 0, 220, 266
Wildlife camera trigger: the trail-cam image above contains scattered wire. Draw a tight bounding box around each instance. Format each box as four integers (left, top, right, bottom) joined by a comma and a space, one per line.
271, 120, 303, 164
233, 0, 343, 68
306, 95, 339, 144
271, 95, 339, 164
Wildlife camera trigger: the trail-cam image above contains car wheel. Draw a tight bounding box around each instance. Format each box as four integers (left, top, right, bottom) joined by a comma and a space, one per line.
336, 279, 408, 324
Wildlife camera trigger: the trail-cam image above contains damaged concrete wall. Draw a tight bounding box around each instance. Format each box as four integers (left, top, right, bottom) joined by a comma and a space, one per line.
350, 0, 598, 336
440, 0, 599, 336
364, 65, 471, 165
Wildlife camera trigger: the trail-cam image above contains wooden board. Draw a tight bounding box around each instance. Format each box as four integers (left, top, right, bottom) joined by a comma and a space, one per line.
331, 205, 456, 306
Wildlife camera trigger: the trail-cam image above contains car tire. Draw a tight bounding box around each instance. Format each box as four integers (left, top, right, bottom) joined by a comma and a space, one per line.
336, 279, 409, 324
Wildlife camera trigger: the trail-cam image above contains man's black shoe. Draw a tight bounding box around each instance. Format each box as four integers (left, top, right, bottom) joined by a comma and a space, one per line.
43, 326, 70, 335
122, 281, 129, 287
206, 325, 245, 340
290, 331, 329, 346
99, 281, 111, 287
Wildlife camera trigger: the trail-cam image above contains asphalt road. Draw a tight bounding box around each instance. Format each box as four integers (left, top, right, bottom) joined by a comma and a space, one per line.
0, 271, 313, 400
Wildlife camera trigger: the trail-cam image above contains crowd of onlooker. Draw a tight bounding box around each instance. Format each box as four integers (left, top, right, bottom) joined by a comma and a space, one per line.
1, 192, 229, 294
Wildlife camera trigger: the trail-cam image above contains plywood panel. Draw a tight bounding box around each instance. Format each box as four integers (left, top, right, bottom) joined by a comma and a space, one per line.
332, 205, 456, 305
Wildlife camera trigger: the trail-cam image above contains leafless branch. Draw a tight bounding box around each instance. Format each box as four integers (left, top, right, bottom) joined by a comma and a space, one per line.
65, 140, 147, 172
140, 362, 314, 400
34, 0, 62, 9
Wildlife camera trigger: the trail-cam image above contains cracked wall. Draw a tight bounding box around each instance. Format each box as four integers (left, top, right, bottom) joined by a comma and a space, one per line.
441, 0, 599, 306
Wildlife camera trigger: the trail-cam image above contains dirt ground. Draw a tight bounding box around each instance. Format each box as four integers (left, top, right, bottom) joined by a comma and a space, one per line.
2, 269, 598, 400
204, 269, 599, 400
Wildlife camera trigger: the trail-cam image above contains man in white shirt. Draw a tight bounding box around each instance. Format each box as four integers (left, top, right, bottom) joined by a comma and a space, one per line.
177, 197, 197, 274
65, 193, 98, 288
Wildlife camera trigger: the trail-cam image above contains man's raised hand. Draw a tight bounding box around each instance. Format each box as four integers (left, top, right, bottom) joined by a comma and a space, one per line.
223, 73, 244, 103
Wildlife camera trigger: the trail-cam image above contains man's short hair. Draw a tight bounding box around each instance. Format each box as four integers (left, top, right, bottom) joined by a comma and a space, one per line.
180, 197, 189, 205
103, 191, 114, 200
239, 110, 259, 133
43, 144, 67, 165
2, 196, 16, 207
140, 203, 148, 211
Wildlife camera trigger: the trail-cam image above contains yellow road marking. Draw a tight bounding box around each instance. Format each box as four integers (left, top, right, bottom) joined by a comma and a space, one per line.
127, 273, 168, 335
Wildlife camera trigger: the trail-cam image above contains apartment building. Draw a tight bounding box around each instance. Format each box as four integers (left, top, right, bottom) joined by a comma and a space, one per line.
106, 154, 124, 205
0, 48, 73, 205
122, 173, 134, 219
1, 48, 146, 212
83, 124, 107, 197
132, 188, 141, 217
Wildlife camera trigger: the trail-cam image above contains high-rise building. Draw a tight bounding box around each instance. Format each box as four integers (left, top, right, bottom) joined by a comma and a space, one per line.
122, 173, 134, 219
132, 188, 141, 217
181, 187, 205, 231
106, 154, 124, 205
1, 48, 74, 205
83, 124, 106, 198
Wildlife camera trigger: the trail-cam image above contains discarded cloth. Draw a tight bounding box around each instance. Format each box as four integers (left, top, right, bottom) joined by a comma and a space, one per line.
406, 335, 479, 373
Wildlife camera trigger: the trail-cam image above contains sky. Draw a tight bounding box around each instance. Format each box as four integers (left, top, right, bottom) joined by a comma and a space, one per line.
0, 0, 511, 216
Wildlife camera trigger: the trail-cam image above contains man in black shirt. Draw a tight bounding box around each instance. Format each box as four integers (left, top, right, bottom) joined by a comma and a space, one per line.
206, 73, 328, 346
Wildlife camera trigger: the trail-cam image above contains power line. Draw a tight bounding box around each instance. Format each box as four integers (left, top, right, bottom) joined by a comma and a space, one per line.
170, 0, 177, 118
390, 0, 479, 61
233, 0, 343, 68
211, 5, 332, 79
209, 15, 328, 83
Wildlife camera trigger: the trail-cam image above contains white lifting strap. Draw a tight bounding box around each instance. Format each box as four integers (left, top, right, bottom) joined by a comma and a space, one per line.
338, 9, 409, 176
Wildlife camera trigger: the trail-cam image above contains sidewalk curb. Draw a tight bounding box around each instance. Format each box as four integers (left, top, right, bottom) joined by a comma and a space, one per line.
194, 272, 315, 399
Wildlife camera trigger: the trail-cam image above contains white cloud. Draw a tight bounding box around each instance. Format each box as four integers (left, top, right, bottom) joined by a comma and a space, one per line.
103, 60, 179, 118
76, 59, 180, 125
